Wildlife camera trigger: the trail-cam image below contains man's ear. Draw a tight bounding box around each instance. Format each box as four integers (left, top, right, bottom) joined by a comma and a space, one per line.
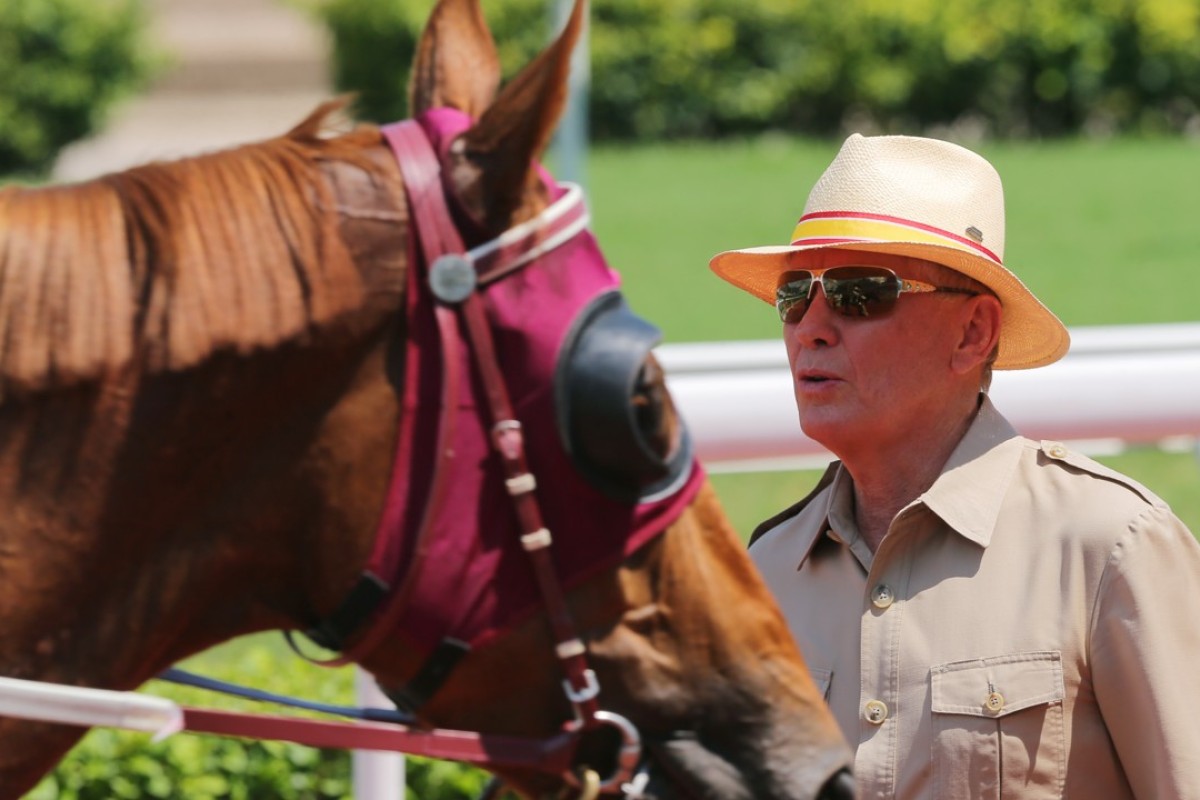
951, 294, 1003, 375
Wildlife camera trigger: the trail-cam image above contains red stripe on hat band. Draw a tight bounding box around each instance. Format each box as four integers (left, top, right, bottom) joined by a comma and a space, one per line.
789, 237, 870, 246
793, 211, 1002, 264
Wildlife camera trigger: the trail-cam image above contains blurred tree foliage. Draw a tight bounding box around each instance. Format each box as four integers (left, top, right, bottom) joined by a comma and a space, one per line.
0, 0, 157, 176
301, 0, 1200, 139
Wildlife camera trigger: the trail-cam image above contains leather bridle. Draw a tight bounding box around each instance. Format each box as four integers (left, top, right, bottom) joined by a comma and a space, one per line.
385, 117, 642, 794
288, 117, 674, 796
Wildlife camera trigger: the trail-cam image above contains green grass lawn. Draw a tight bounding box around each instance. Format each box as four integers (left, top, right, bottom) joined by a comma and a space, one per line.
579, 134, 1200, 540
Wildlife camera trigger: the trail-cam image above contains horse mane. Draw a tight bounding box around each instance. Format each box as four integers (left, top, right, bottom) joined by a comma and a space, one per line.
0, 101, 387, 395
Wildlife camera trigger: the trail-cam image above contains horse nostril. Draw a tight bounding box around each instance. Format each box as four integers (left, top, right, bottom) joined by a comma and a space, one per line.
818, 768, 856, 800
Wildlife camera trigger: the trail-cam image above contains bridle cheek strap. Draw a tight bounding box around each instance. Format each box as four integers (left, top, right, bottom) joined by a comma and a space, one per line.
299, 136, 467, 669
380, 120, 603, 724
325, 151, 463, 668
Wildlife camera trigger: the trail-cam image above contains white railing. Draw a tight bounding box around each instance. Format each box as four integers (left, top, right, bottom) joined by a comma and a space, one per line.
659, 322, 1200, 472
0, 676, 182, 739
0, 670, 406, 800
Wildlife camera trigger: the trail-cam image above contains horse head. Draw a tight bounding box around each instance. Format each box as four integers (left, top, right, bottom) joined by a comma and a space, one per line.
0, 0, 852, 797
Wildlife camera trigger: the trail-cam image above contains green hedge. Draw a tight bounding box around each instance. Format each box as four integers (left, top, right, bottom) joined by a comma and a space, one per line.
30, 640, 492, 800
0, 0, 157, 177
300, 0, 1200, 139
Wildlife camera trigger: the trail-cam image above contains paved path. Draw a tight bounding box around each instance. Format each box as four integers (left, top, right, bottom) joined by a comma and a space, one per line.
53, 0, 333, 182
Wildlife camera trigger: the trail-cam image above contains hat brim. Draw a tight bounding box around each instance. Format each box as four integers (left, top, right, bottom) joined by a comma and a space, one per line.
710, 241, 1069, 370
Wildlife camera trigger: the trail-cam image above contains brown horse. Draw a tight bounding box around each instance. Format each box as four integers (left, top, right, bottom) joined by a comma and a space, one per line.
0, 0, 852, 797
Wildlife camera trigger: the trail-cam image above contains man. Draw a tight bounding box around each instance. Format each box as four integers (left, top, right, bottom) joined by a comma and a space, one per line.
709, 133, 1200, 798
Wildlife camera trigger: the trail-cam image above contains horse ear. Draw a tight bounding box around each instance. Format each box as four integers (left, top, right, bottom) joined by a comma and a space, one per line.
409, 0, 501, 118
452, 0, 586, 229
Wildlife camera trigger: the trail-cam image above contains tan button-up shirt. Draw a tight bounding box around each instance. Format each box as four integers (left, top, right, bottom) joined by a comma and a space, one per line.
750, 398, 1200, 798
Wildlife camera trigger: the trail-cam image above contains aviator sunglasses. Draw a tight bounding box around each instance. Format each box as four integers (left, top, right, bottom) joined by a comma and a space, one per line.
775, 265, 977, 323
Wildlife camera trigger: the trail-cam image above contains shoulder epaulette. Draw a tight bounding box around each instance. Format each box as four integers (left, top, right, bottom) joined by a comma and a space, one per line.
1037, 440, 1164, 507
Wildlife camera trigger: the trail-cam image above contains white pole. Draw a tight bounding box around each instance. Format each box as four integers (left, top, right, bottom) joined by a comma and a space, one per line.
550, 0, 589, 187
353, 670, 404, 800
0, 676, 182, 741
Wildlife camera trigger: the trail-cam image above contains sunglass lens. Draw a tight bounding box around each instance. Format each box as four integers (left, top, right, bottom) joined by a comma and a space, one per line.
823, 267, 902, 317
776, 274, 814, 323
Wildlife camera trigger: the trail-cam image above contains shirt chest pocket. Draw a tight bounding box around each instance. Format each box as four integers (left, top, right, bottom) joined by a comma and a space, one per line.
930, 651, 1065, 800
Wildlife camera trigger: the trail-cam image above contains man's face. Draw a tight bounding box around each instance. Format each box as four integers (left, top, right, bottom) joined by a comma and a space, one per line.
781, 250, 977, 461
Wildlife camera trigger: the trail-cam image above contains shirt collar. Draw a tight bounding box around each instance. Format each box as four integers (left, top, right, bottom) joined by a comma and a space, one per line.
783, 462, 874, 571
765, 462, 845, 572
824, 466, 877, 568
916, 395, 1023, 547
796, 396, 1022, 566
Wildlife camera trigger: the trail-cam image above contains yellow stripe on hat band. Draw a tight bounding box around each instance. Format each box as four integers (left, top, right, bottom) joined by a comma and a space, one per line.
790, 214, 1002, 264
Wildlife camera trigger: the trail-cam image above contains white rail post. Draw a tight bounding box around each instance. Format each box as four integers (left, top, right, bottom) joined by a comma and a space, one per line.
549, 0, 589, 187
353, 669, 404, 800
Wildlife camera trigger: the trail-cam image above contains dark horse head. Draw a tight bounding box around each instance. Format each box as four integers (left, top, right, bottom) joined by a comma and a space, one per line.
0, 0, 852, 797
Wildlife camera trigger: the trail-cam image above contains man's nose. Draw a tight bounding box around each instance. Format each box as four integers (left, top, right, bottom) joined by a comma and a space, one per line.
788, 284, 840, 348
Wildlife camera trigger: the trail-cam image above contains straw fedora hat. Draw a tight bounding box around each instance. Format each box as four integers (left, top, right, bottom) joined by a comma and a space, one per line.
709, 133, 1070, 369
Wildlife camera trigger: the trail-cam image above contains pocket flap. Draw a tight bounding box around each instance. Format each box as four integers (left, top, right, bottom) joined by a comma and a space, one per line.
931, 651, 1064, 718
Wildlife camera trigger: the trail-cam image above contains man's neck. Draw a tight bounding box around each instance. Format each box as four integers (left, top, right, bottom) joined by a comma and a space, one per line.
844, 396, 982, 552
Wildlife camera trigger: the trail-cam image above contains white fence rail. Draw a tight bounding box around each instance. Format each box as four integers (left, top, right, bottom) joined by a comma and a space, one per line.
659, 322, 1200, 472
0, 676, 182, 740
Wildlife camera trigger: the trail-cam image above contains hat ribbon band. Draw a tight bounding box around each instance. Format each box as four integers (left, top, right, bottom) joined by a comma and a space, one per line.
790, 212, 1002, 264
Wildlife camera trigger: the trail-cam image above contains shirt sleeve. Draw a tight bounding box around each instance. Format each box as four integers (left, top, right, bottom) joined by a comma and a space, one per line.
1091, 504, 1200, 798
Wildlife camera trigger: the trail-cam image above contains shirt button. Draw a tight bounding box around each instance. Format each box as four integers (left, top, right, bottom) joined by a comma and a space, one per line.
985, 692, 1005, 713
864, 699, 889, 725
1045, 442, 1068, 459
870, 584, 895, 609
